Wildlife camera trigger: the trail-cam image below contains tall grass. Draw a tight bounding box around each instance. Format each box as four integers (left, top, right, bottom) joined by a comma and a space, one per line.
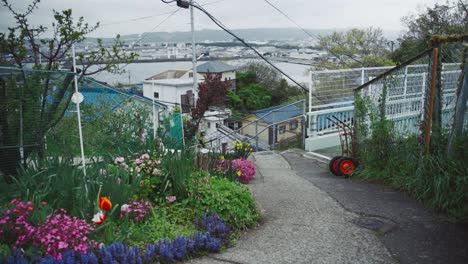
159, 146, 196, 199
356, 127, 468, 220
11, 156, 141, 219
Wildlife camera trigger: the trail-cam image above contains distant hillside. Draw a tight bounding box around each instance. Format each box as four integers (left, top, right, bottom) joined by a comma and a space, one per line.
133, 28, 333, 43
86, 28, 401, 44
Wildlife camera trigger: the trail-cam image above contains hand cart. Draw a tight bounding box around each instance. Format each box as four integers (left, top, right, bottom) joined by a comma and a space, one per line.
326, 115, 357, 177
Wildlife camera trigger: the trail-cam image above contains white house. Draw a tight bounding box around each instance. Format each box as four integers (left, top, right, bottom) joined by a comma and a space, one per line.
196, 61, 236, 80
199, 107, 247, 151
142, 78, 199, 112
199, 107, 232, 135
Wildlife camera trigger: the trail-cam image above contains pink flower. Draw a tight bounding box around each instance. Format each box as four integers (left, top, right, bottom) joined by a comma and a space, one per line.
135, 167, 141, 173
141, 153, 150, 160
231, 159, 256, 184
121, 163, 129, 170
134, 159, 142, 165
165, 196, 176, 203
114, 157, 125, 164
120, 200, 152, 222
58, 241, 68, 249
100, 169, 107, 175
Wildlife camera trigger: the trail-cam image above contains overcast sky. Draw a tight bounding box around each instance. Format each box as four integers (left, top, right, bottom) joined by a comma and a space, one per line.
0, 0, 439, 38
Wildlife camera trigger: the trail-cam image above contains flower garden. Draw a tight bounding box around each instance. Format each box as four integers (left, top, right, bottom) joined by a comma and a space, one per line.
0, 141, 259, 263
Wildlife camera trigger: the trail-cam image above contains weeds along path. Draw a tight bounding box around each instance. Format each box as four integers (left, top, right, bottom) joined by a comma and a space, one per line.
189, 151, 394, 264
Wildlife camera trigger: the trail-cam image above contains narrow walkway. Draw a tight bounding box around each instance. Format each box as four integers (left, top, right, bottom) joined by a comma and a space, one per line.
190, 151, 395, 264
283, 149, 468, 264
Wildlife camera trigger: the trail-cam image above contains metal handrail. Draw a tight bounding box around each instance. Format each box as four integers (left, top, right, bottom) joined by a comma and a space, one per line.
204, 100, 305, 145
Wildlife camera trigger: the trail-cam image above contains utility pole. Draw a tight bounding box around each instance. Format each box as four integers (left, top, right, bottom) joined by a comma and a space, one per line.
71, 45, 87, 190
190, 0, 198, 105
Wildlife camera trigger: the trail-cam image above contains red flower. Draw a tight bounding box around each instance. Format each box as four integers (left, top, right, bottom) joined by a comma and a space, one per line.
99, 197, 112, 211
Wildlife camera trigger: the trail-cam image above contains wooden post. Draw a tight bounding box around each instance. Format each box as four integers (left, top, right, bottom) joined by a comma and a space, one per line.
425, 47, 439, 154
221, 142, 227, 155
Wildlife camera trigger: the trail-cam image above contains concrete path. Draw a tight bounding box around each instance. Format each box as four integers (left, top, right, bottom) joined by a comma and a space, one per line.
282, 149, 468, 264
189, 151, 395, 264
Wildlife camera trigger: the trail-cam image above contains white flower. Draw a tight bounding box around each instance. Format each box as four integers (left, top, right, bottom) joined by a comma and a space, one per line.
92, 211, 106, 225
121, 204, 130, 213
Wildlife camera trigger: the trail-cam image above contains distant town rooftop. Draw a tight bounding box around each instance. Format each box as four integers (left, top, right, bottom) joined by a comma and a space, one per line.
197, 61, 236, 73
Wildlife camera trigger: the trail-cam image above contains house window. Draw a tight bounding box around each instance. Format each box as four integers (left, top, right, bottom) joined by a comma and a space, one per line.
225, 77, 227, 81
189, 72, 193, 77
279, 125, 286, 135
290, 120, 298, 130
153, 92, 159, 99
216, 123, 220, 128
207, 122, 211, 128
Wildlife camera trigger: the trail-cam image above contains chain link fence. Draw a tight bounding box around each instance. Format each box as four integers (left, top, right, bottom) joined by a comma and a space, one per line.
353, 40, 467, 156
351, 37, 468, 217
0, 66, 168, 179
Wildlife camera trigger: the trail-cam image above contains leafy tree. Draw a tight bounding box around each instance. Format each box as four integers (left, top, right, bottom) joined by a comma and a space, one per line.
391, 0, 468, 63
231, 62, 302, 111
318, 27, 394, 68
237, 62, 281, 88
271, 79, 302, 106
0, 0, 137, 178
187, 73, 230, 140
236, 84, 272, 111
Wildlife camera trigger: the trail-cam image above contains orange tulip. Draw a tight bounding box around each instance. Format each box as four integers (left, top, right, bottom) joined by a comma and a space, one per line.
99, 197, 112, 211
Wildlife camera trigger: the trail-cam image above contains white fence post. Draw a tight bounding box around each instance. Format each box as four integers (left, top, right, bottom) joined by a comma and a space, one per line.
361, 67, 365, 85
308, 70, 313, 114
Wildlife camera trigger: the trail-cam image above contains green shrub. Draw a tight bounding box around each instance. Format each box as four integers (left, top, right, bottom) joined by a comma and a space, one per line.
185, 176, 260, 230
125, 208, 196, 248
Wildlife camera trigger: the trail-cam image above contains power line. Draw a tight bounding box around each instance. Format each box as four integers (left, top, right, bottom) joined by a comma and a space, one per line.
260, 0, 359, 66
100, 10, 179, 27
262, 0, 315, 40
166, 1, 323, 102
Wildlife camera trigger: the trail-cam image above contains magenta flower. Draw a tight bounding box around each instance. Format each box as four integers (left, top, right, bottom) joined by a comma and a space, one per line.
231, 159, 256, 184
120, 200, 152, 222
166, 196, 176, 203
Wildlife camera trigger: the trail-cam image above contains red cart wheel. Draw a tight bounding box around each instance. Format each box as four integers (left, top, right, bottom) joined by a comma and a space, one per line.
329, 156, 342, 176
335, 157, 356, 177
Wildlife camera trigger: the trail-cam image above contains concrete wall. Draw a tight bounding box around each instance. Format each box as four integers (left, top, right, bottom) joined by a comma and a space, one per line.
142, 81, 193, 106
